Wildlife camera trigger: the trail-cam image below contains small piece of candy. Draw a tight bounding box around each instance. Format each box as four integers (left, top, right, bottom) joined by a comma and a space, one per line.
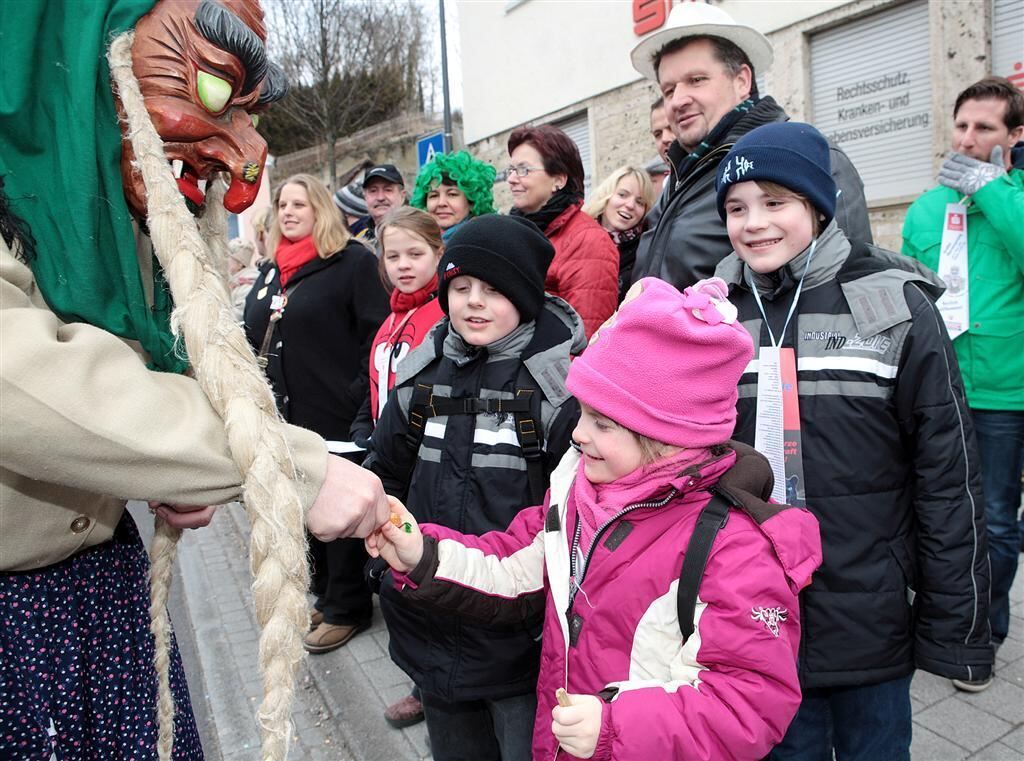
390, 513, 413, 533
555, 688, 572, 707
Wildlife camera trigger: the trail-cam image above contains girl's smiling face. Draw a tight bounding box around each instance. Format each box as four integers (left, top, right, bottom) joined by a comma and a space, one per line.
572, 403, 648, 483
381, 226, 440, 294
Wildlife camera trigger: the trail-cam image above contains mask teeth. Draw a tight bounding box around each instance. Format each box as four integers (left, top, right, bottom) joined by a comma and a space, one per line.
171, 159, 183, 178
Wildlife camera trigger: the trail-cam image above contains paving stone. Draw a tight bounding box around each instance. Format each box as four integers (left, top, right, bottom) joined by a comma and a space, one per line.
996, 658, 1024, 688
967, 740, 1024, 760
999, 723, 1024, 752
912, 669, 957, 707
345, 628, 387, 664
359, 656, 414, 691
915, 696, 1013, 752
953, 675, 1024, 724
911, 725, 969, 761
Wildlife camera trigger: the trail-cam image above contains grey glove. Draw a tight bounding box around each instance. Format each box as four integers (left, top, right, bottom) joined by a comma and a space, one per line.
938, 146, 1006, 196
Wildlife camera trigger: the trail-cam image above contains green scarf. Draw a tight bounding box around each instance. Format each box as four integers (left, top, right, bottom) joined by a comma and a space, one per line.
0, 0, 188, 372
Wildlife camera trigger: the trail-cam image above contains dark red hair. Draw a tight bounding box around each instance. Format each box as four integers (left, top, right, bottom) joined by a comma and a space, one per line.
508, 125, 585, 198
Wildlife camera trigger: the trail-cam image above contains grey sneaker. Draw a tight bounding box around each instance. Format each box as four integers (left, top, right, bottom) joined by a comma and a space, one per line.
952, 674, 994, 693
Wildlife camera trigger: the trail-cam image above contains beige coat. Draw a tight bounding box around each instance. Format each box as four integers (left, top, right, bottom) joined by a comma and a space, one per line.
0, 240, 327, 571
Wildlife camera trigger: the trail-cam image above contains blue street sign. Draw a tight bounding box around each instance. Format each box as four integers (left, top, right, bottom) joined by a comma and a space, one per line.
417, 131, 445, 168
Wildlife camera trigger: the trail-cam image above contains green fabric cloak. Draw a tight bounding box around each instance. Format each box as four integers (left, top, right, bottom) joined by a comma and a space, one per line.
0, 0, 189, 372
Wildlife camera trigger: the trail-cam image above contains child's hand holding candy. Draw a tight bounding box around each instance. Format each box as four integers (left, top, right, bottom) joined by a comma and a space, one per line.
551, 691, 603, 759
365, 496, 424, 574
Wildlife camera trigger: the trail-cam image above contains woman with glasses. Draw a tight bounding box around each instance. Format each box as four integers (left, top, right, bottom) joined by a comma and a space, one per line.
411, 151, 497, 241
583, 166, 656, 303
506, 125, 618, 338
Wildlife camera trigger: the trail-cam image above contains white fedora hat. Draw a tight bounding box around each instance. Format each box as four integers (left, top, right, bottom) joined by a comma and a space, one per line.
630, 3, 774, 82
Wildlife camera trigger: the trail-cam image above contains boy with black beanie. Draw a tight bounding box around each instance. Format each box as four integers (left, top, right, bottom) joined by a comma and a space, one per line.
713, 122, 992, 761
365, 214, 586, 761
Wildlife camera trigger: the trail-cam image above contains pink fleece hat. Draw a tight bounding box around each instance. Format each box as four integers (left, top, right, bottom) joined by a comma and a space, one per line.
566, 277, 753, 447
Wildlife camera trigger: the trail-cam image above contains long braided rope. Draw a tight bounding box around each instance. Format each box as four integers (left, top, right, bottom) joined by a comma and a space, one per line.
108, 32, 310, 761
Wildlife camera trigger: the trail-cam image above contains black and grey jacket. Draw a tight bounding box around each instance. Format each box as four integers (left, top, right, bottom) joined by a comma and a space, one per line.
715, 222, 993, 689
634, 96, 873, 290
366, 295, 585, 701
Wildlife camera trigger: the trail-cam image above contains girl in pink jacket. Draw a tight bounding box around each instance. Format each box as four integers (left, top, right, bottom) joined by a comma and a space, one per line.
367, 277, 822, 761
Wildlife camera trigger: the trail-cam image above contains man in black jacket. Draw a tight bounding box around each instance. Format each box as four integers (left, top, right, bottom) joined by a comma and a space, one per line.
630, 3, 873, 289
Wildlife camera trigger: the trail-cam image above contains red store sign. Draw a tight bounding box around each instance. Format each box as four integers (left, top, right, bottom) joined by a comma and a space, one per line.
634, 0, 710, 37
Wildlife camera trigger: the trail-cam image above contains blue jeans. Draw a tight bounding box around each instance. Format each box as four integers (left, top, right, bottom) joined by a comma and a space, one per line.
768, 675, 913, 761
421, 691, 535, 761
971, 409, 1024, 645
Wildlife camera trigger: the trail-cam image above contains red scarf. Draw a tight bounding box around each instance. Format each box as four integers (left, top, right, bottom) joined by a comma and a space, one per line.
275, 235, 319, 287
390, 274, 439, 312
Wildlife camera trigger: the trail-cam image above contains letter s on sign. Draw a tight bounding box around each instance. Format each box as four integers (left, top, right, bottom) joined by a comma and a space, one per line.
633, 0, 668, 36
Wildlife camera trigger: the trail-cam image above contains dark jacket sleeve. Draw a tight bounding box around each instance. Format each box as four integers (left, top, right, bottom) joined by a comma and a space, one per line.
828, 144, 874, 245
349, 393, 373, 445
363, 385, 416, 500
895, 283, 993, 680
345, 250, 390, 412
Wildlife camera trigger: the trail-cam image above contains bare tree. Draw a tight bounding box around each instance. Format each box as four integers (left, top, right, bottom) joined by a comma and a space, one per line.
264, 0, 429, 187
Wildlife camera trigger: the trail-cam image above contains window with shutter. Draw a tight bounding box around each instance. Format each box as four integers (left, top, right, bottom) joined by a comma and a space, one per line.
810, 0, 931, 202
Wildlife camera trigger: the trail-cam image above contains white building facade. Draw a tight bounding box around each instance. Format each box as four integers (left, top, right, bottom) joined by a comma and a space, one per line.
458, 0, 1023, 249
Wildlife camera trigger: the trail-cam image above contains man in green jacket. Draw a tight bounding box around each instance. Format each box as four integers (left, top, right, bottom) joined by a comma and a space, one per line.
902, 76, 1024, 693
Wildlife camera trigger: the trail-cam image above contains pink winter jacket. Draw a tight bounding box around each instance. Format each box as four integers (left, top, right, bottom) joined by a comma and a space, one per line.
395, 443, 822, 761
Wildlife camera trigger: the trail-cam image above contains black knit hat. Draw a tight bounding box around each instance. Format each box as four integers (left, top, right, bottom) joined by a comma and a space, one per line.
437, 215, 555, 322
715, 122, 836, 226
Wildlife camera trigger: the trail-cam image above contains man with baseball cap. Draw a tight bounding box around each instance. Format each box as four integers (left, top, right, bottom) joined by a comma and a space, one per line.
362, 163, 407, 245
629, 3, 872, 289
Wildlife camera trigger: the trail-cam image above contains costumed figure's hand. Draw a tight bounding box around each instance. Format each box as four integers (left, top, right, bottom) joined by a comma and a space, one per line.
938, 147, 1007, 196
149, 501, 217, 530
307, 454, 390, 541
365, 497, 423, 574
551, 693, 603, 759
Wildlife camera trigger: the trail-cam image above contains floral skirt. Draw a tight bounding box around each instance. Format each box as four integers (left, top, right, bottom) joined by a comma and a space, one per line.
0, 514, 203, 759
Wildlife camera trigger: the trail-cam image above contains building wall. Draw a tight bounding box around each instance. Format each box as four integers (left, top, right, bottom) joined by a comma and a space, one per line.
463, 0, 1005, 251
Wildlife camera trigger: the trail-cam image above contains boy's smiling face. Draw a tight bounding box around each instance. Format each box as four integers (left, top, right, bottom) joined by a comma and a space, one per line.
447, 275, 521, 346
724, 181, 816, 274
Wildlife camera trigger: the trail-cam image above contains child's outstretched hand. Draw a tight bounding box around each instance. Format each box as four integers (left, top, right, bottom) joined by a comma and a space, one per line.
551, 692, 602, 759
364, 496, 423, 574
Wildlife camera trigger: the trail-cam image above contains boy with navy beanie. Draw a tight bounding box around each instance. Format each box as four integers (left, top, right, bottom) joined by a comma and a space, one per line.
713, 122, 992, 760
365, 214, 585, 761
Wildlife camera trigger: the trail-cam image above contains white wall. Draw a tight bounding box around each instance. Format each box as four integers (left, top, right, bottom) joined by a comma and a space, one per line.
458, 0, 850, 143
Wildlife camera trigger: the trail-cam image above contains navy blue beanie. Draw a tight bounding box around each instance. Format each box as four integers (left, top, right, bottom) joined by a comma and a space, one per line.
715, 122, 836, 226
437, 215, 555, 321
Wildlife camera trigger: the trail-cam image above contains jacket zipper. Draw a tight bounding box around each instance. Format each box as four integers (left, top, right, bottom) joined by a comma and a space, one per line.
567, 488, 679, 610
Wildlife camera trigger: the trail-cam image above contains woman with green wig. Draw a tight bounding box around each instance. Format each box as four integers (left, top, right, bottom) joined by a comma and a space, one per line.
411, 151, 497, 240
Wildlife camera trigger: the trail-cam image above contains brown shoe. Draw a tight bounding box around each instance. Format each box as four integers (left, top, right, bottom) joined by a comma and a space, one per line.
384, 694, 425, 729
309, 608, 324, 631
303, 620, 370, 654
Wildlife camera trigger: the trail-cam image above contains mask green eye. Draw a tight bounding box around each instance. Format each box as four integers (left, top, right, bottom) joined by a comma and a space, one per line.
197, 70, 233, 113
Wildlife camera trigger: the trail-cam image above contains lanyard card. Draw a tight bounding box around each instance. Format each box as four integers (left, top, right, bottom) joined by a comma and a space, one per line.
935, 202, 969, 340
754, 347, 806, 506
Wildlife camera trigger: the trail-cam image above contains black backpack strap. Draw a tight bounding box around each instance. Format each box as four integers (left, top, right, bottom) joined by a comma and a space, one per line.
677, 489, 733, 642
512, 388, 547, 505
405, 382, 436, 452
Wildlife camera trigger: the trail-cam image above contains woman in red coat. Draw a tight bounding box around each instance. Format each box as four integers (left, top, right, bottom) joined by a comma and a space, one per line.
506, 125, 618, 338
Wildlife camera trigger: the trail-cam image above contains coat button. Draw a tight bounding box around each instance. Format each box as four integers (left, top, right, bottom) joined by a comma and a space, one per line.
70, 516, 91, 533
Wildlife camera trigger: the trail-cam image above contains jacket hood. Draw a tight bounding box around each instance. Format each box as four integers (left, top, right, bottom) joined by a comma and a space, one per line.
716, 442, 822, 594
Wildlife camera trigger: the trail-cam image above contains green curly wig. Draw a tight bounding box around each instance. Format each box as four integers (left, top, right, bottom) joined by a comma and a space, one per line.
411, 151, 497, 217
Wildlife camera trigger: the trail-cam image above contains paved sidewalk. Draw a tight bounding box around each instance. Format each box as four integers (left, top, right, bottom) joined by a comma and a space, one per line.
170, 504, 1023, 760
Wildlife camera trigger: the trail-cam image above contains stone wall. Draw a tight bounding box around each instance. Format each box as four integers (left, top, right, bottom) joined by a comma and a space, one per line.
469, 79, 663, 212
272, 113, 461, 193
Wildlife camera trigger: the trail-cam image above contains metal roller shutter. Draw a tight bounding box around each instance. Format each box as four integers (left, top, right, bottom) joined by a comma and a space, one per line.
551, 111, 592, 195
992, 0, 1024, 88
810, 0, 931, 202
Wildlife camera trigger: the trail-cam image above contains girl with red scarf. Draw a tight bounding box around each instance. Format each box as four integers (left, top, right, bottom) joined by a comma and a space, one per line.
244, 174, 389, 655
